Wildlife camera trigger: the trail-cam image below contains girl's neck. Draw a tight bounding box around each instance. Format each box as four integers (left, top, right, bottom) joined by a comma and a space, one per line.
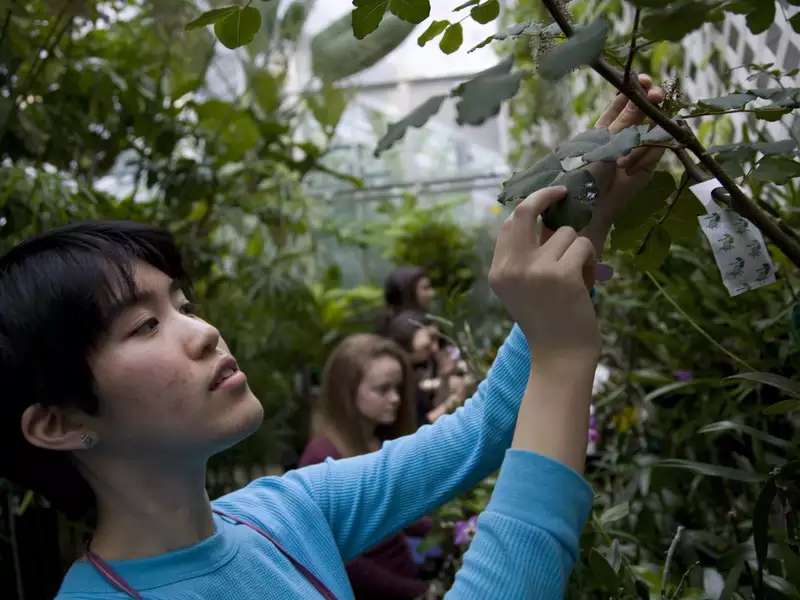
84, 456, 215, 561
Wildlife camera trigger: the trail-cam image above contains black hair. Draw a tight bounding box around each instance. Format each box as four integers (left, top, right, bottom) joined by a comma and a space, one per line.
0, 220, 189, 518
383, 266, 426, 312
385, 310, 429, 354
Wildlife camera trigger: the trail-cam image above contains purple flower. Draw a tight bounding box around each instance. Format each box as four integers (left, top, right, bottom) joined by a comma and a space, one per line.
453, 515, 478, 546
673, 369, 694, 382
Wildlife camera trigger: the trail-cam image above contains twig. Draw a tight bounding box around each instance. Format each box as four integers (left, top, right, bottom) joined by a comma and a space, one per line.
646, 272, 757, 371
659, 525, 685, 599
539, 0, 800, 269
624, 8, 641, 87
671, 561, 701, 600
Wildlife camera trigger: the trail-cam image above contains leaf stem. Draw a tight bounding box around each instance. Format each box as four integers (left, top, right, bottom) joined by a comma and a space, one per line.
646, 272, 757, 372
659, 525, 684, 599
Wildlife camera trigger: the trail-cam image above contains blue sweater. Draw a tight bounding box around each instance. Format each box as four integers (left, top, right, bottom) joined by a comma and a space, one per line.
56, 325, 593, 599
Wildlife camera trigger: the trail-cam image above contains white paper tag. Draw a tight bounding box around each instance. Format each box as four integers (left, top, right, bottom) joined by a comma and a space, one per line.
689, 179, 724, 213
697, 209, 777, 296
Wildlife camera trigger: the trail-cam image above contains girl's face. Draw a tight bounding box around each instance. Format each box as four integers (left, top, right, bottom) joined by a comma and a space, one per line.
415, 277, 435, 310
410, 327, 436, 364
354, 355, 403, 427
86, 261, 264, 463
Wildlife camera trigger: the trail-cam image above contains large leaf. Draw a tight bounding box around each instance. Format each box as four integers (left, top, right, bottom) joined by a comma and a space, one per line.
539, 18, 609, 80
745, 0, 776, 35
470, 0, 499, 24
214, 6, 262, 50
750, 156, 800, 184
599, 501, 630, 526
374, 95, 447, 156
389, 0, 430, 24
417, 20, 449, 46
555, 128, 612, 159
583, 126, 641, 162
640, 1, 720, 41
698, 93, 754, 110
657, 459, 765, 482
440, 22, 464, 54
633, 224, 671, 271
312, 12, 414, 81
497, 153, 563, 205
185, 6, 238, 30
698, 420, 792, 448
352, 0, 389, 39
727, 372, 800, 398
455, 71, 524, 125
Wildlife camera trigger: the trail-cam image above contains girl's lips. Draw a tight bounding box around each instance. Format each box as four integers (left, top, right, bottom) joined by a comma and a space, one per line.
212, 369, 247, 391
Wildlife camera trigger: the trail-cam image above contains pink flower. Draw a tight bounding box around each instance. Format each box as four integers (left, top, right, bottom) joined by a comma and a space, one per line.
453, 515, 478, 546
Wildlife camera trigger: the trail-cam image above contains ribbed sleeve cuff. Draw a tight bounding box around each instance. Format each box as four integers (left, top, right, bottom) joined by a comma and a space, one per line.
486, 449, 593, 561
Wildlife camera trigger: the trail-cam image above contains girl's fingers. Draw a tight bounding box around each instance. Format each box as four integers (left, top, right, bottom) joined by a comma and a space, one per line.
559, 236, 597, 278
540, 225, 579, 261
506, 186, 568, 248
620, 145, 665, 174
595, 92, 629, 129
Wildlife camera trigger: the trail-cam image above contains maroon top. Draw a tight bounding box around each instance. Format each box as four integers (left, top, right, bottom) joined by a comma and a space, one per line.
299, 436, 431, 600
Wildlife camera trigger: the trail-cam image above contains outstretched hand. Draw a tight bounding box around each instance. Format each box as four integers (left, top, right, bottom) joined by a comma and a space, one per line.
541, 74, 666, 260
490, 187, 600, 361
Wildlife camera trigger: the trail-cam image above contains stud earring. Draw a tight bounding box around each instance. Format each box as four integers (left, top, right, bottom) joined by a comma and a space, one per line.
80, 431, 98, 449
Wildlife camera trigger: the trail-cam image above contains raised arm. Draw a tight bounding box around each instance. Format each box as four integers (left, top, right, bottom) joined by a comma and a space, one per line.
286, 318, 532, 561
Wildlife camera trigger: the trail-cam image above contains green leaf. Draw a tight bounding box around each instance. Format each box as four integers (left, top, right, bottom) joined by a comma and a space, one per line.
455, 70, 524, 126
583, 126, 641, 162
600, 501, 630, 525
374, 94, 448, 156
790, 12, 800, 33
641, 2, 719, 41
750, 156, 800, 184
754, 480, 778, 591
661, 187, 704, 243
312, 12, 414, 81
186, 6, 239, 31
555, 128, 612, 159
307, 84, 349, 134
389, 0, 430, 24
497, 153, 563, 205
542, 168, 598, 230
755, 107, 793, 121
633, 224, 671, 271
727, 372, 800, 398
352, 0, 389, 39
214, 6, 262, 49
698, 93, 755, 110
470, 0, 499, 24
641, 125, 673, 143
763, 575, 800, 599
589, 549, 620, 591
453, 0, 480, 10
698, 420, 792, 448
751, 139, 798, 155
539, 18, 609, 80
745, 0, 775, 35
763, 399, 800, 415
656, 459, 765, 482
440, 22, 463, 54
417, 19, 449, 46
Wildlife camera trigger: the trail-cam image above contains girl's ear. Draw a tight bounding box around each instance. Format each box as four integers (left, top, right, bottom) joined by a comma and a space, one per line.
20, 404, 91, 451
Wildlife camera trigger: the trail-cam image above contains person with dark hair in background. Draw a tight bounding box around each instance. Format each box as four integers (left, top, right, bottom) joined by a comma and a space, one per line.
377, 266, 435, 335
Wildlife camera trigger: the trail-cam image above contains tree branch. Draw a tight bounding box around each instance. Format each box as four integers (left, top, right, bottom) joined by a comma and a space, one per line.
539, 0, 800, 269
624, 8, 640, 87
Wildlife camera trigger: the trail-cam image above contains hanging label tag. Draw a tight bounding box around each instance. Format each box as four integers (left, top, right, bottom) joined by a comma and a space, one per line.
697, 208, 777, 296
690, 179, 777, 296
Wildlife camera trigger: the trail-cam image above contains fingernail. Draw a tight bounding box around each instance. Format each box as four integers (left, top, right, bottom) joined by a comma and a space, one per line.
595, 263, 614, 282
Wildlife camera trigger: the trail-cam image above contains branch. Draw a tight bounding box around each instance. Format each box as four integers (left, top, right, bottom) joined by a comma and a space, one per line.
539, 0, 800, 269
624, 8, 640, 87
659, 525, 685, 599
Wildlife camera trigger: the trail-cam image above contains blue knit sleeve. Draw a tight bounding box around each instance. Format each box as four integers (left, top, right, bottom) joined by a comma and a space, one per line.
285, 324, 532, 561
445, 449, 593, 599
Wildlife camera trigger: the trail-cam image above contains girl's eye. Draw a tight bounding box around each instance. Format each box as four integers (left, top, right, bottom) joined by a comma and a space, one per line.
134, 318, 159, 336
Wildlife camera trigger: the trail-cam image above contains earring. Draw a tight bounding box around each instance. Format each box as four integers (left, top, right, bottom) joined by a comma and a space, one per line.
80, 431, 98, 449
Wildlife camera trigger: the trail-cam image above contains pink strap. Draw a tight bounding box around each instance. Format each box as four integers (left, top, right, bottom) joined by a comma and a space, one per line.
83, 509, 337, 600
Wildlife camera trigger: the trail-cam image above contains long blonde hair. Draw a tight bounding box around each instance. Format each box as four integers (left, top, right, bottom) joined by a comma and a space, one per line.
313, 334, 417, 458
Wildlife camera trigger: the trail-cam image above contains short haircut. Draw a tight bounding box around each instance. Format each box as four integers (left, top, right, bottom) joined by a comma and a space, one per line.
0, 220, 189, 518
